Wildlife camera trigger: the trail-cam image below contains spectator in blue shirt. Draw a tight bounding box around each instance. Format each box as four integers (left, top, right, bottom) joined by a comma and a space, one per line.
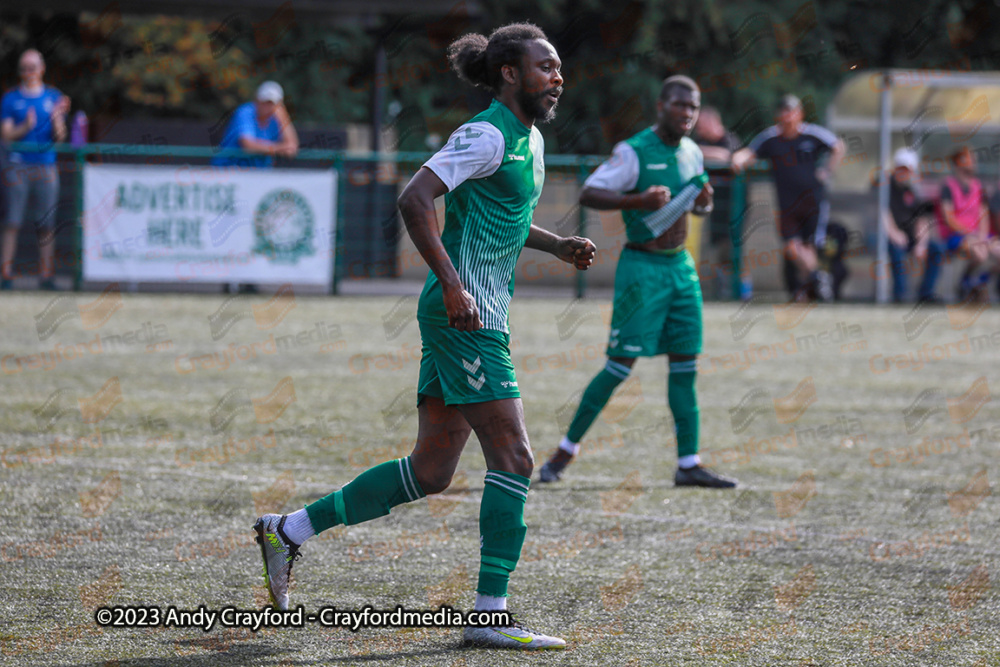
211, 81, 298, 168
1, 49, 69, 290
212, 81, 298, 294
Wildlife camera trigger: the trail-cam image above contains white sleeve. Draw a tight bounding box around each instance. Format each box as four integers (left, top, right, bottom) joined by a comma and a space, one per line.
583, 142, 640, 193
422, 121, 505, 192
803, 123, 839, 149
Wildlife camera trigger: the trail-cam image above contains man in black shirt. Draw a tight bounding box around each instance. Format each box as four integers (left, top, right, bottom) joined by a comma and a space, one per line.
879, 148, 942, 303
733, 95, 844, 302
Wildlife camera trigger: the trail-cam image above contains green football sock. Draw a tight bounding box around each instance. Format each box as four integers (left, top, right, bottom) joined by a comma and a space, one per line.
477, 470, 530, 598
304, 457, 425, 533
566, 360, 631, 443
668, 360, 699, 458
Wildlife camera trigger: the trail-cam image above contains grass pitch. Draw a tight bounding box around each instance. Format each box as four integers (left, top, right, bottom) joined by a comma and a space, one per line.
0, 291, 997, 666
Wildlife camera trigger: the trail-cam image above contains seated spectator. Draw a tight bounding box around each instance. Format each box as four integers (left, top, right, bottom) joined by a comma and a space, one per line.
936, 146, 1000, 301
876, 148, 943, 303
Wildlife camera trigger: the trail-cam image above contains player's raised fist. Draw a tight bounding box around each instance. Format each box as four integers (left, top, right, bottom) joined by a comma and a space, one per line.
639, 185, 670, 210
555, 236, 597, 270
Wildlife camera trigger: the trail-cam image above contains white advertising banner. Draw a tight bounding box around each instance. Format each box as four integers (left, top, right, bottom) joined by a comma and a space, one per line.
82, 164, 336, 285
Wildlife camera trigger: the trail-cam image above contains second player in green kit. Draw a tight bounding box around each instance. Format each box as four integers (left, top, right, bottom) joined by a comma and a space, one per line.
540, 75, 738, 489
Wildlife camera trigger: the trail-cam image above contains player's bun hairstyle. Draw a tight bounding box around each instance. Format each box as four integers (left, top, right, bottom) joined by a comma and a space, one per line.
448, 23, 549, 94
660, 74, 700, 100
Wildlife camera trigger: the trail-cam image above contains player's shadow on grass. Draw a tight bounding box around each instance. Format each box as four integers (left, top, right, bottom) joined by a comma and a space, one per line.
325, 645, 480, 663
67, 642, 465, 665
67, 642, 288, 666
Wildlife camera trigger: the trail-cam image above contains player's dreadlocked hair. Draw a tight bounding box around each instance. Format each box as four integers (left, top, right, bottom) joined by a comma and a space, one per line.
447, 23, 548, 94
660, 74, 699, 100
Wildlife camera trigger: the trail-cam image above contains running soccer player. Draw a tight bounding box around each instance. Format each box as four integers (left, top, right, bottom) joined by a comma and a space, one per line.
539, 75, 737, 489
253, 23, 596, 650
732, 95, 845, 302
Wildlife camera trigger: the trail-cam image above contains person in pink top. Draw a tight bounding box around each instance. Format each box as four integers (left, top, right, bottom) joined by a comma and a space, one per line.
937, 147, 1000, 300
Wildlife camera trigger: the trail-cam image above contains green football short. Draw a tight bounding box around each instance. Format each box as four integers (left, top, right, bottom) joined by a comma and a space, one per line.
606, 247, 703, 358
417, 321, 521, 405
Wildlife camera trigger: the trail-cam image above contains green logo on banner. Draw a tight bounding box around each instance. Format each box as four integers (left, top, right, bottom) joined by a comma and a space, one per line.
253, 189, 315, 263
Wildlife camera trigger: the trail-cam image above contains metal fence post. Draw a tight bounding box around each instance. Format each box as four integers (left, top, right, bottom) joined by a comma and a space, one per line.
331, 154, 344, 295
73, 148, 85, 292
575, 160, 588, 299
729, 172, 746, 301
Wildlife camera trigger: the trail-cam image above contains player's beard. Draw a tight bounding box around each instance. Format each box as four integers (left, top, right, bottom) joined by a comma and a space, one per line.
666, 115, 694, 142
518, 86, 559, 124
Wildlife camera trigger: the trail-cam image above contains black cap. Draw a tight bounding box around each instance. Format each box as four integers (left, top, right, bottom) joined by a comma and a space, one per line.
777, 94, 801, 111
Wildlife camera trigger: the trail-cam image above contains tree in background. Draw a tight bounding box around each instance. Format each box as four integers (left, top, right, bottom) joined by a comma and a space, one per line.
1, 0, 997, 151
0, 4, 373, 135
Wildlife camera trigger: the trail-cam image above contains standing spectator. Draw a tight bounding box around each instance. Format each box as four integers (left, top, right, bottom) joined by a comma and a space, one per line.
878, 148, 943, 303
693, 106, 744, 299
1, 49, 69, 291
937, 146, 998, 301
693, 106, 740, 164
212, 81, 299, 293
732, 95, 845, 302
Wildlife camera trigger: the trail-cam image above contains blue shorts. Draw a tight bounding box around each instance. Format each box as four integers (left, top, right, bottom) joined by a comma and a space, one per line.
944, 234, 965, 253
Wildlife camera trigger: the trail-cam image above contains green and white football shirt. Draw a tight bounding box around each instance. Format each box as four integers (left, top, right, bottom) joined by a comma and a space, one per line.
417, 99, 545, 333
585, 128, 705, 244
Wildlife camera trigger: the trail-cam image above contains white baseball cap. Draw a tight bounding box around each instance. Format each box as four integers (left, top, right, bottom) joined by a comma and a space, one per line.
256, 81, 284, 103
893, 148, 919, 171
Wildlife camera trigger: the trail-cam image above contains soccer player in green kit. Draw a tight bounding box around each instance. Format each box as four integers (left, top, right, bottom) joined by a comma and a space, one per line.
253, 23, 596, 650
539, 75, 738, 489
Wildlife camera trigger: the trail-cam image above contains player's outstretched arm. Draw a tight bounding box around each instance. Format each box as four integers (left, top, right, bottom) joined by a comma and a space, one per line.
579, 185, 669, 211
525, 225, 596, 270
398, 167, 481, 331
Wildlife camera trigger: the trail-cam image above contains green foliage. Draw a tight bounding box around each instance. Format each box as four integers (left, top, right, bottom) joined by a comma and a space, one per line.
2, 0, 997, 151
0, 8, 374, 126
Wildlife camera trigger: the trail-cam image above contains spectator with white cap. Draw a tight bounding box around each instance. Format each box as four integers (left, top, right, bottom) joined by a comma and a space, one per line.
879, 147, 943, 303
212, 81, 299, 293
211, 80, 298, 168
